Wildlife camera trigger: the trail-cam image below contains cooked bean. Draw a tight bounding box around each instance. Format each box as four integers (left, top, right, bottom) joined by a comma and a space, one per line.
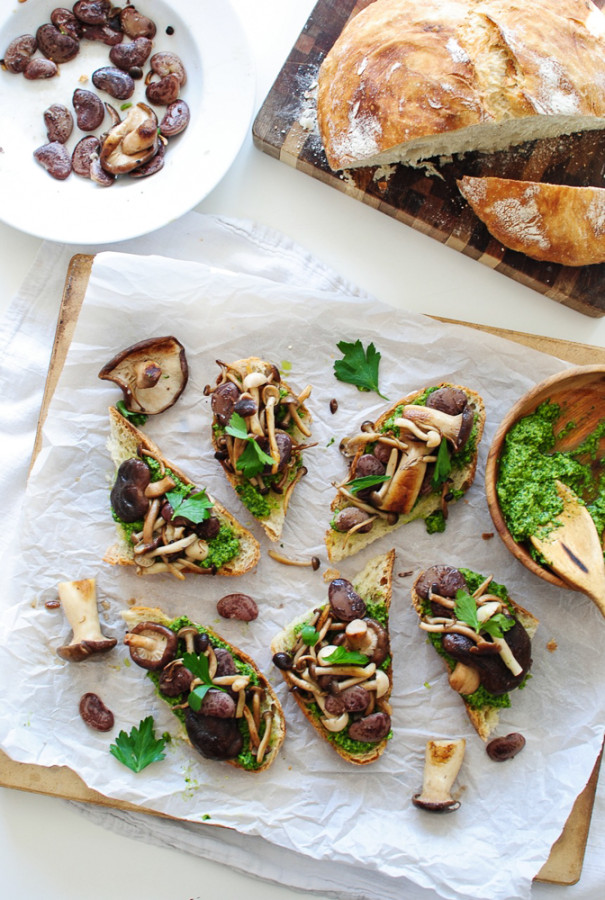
33, 142, 72, 180
159, 99, 190, 137
213, 647, 236, 677
185, 709, 243, 760
72, 0, 111, 25
3, 34, 37, 73
333, 507, 374, 534
145, 72, 181, 106
71, 135, 100, 176
90, 156, 115, 186
347, 711, 391, 743
486, 733, 526, 761
44, 104, 73, 143
148, 51, 187, 85
328, 578, 367, 622
50, 8, 82, 40
199, 689, 237, 718
73, 88, 105, 131
109, 36, 152, 70
158, 662, 193, 697
79, 692, 114, 731
120, 7, 157, 39
80, 23, 123, 45
36, 23, 79, 63
92, 66, 135, 100
217, 593, 259, 622
24, 58, 59, 80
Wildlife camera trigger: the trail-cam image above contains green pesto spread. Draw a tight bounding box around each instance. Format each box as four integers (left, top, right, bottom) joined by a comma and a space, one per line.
236, 481, 273, 518
496, 400, 605, 549
423, 568, 525, 713
148, 616, 263, 771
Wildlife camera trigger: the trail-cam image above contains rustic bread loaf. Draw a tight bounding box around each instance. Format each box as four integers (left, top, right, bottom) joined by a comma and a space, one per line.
458, 176, 605, 265
317, 0, 605, 171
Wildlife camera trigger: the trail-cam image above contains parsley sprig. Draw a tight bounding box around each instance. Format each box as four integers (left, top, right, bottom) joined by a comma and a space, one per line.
182, 651, 226, 712
430, 439, 452, 489
166, 487, 214, 524
323, 646, 369, 666
109, 716, 167, 773
454, 589, 515, 640
225, 412, 275, 478
346, 473, 391, 495
333, 340, 388, 400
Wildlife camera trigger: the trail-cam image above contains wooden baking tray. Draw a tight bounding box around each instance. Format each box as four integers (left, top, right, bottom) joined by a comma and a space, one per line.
1, 253, 603, 886
252, 0, 605, 318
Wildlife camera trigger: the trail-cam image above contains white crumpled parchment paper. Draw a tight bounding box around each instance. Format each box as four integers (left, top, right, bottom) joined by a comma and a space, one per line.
0, 250, 603, 900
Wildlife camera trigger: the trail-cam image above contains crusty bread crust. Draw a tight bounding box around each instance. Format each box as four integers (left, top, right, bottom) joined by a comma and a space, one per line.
317, 0, 605, 171
122, 606, 285, 772
210, 357, 312, 542
270, 550, 395, 765
458, 176, 605, 266
410, 570, 539, 740
104, 406, 260, 576
325, 385, 485, 562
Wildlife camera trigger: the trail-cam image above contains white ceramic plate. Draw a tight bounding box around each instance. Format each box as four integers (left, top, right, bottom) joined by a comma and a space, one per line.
0, 0, 255, 244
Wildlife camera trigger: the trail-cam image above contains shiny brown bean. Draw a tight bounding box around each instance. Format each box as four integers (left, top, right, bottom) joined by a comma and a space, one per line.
80, 23, 123, 45
486, 733, 526, 761
50, 8, 83, 40
24, 58, 59, 79
92, 66, 135, 100
44, 103, 73, 143
145, 72, 181, 106
119, 6, 157, 39
159, 99, 190, 137
71, 135, 100, 176
34, 141, 72, 180
90, 157, 115, 186
73, 88, 105, 131
216, 593, 259, 622
347, 711, 391, 743
79, 692, 114, 731
36, 23, 79, 63
109, 36, 152, 70
72, 0, 111, 24
3, 34, 37, 73
149, 51, 187, 85
328, 578, 367, 622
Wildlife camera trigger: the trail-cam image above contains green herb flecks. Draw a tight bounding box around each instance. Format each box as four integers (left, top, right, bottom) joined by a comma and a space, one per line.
431, 438, 452, 489
226, 412, 275, 478
165, 487, 214, 524
322, 646, 369, 666
110, 716, 167, 772
333, 340, 388, 400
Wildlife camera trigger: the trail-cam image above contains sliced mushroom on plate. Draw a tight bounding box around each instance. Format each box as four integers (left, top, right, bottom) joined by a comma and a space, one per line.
98, 336, 188, 415
99, 102, 160, 175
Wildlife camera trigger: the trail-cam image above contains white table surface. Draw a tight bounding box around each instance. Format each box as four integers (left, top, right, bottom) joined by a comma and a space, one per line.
0, 3, 603, 899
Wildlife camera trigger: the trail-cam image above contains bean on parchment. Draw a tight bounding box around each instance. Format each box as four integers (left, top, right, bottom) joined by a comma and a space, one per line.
216, 593, 259, 622
79, 692, 114, 731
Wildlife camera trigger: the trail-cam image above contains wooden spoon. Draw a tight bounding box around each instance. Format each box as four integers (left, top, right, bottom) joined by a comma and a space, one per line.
530, 480, 605, 617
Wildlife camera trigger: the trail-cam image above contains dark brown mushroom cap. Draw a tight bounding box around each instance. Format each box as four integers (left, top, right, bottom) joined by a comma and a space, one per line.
99, 336, 188, 414
125, 622, 178, 670
412, 793, 461, 813
57, 637, 117, 662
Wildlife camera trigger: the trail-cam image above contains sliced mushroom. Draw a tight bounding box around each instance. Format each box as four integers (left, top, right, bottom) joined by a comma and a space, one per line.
99, 102, 159, 175
99, 336, 188, 414
373, 441, 434, 514
56, 578, 117, 661
400, 405, 473, 452
412, 738, 466, 812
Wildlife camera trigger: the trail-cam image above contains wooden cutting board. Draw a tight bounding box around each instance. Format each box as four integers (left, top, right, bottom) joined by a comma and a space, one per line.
253, 0, 605, 318
1, 253, 603, 887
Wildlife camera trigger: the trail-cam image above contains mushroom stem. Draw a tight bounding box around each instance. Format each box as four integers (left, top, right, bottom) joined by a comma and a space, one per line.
57, 578, 117, 662
268, 550, 320, 570
413, 738, 466, 812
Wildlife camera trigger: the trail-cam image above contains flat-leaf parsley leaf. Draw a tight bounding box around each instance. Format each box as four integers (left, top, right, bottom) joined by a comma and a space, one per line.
333, 340, 388, 399
109, 716, 167, 773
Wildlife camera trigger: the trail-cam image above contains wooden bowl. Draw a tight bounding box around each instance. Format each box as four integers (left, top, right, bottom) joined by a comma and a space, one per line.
485, 365, 605, 591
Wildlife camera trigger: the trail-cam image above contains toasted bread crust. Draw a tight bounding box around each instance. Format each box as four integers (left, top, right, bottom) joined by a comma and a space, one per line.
210, 357, 312, 542
271, 550, 395, 765
105, 406, 260, 576
410, 568, 538, 740
325, 385, 485, 562
122, 606, 285, 772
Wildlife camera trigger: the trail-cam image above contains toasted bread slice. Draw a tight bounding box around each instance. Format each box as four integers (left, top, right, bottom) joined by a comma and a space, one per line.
105, 406, 260, 577
208, 358, 312, 541
411, 565, 539, 740
122, 606, 285, 772
271, 550, 395, 765
326, 384, 485, 562
458, 176, 605, 266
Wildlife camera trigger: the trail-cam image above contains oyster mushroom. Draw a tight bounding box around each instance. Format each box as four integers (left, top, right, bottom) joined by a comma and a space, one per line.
99, 102, 159, 175
413, 738, 466, 812
56, 578, 117, 662
99, 336, 188, 415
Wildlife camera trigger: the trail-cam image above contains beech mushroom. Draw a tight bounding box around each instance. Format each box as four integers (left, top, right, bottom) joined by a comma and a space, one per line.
99, 102, 159, 175
56, 578, 117, 662
413, 738, 466, 812
99, 336, 188, 415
